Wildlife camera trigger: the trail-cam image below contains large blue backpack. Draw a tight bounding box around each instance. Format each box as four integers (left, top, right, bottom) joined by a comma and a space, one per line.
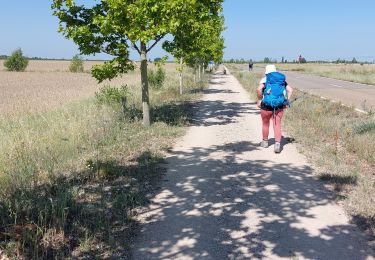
262, 72, 287, 109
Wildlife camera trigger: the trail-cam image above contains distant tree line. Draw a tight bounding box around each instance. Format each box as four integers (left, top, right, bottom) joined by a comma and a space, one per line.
0, 54, 65, 61
224, 56, 375, 64
0, 54, 112, 61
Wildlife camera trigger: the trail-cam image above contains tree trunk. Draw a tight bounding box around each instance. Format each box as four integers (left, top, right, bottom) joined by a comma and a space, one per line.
179, 57, 183, 95
193, 67, 196, 85
198, 64, 201, 82
140, 42, 150, 127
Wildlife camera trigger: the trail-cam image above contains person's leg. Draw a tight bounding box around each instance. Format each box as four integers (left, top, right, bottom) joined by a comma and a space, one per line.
272, 109, 284, 142
261, 109, 272, 141
271, 109, 284, 153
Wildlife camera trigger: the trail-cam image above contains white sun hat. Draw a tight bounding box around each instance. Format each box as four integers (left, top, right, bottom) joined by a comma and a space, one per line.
265, 64, 277, 75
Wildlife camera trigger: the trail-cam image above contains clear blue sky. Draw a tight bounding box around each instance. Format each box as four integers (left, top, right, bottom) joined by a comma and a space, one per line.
223, 0, 375, 61
1, 0, 374, 61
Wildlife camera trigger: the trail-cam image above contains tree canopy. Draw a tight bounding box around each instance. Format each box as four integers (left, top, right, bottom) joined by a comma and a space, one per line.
163, 1, 225, 66
52, 0, 225, 126
4, 48, 29, 72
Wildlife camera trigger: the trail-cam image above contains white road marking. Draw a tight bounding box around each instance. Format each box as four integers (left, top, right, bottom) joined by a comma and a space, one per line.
330, 83, 345, 88
355, 108, 368, 114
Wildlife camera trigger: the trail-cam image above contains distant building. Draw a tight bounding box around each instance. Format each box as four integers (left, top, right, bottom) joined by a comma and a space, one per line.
298, 55, 306, 63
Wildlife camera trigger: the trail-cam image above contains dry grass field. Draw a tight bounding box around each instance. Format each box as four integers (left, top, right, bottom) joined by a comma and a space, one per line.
0, 60, 179, 116
0, 60, 104, 72
256, 63, 375, 85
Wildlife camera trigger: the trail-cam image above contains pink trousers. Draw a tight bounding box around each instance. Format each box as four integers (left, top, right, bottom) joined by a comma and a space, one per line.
260, 109, 284, 143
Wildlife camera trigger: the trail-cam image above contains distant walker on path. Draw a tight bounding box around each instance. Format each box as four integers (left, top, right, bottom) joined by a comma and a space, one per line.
249, 60, 253, 71
256, 65, 293, 153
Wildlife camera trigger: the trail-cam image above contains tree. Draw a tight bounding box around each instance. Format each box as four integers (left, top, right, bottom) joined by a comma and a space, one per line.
52, 0, 224, 126
69, 54, 84, 72
162, 1, 224, 92
263, 57, 271, 63
4, 48, 29, 71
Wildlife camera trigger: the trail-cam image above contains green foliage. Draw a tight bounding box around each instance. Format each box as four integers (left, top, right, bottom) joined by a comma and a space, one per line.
69, 54, 84, 72
52, 0, 225, 125
4, 48, 29, 72
95, 85, 142, 121
52, 0, 224, 81
354, 121, 375, 134
95, 85, 129, 105
148, 67, 166, 89
91, 58, 135, 84
226, 58, 251, 64
263, 57, 271, 63
163, 2, 225, 69
154, 55, 169, 68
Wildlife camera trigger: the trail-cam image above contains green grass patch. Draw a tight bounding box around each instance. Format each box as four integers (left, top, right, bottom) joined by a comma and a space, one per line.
354, 121, 375, 135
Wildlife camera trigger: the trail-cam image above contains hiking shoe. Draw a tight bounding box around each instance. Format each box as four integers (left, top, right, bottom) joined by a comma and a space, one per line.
274, 142, 281, 153
259, 140, 269, 148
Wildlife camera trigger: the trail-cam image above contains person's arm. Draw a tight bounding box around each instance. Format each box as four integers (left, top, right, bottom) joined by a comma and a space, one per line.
256, 84, 264, 108
286, 84, 293, 100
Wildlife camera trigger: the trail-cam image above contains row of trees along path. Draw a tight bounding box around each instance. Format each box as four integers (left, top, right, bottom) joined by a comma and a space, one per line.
52, 0, 225, 126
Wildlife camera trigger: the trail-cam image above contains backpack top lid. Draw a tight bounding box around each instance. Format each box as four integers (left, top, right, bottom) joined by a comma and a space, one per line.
266, 72, 286, 85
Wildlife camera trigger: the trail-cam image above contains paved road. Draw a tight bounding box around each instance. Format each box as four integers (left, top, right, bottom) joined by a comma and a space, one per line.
132, 70, 374, 259
251, 66, 375, 112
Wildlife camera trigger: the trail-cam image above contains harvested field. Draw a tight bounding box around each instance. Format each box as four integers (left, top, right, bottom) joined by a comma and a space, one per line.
0, 60, 179, 73
0, 60, 104, 72
0, 60, 177, 115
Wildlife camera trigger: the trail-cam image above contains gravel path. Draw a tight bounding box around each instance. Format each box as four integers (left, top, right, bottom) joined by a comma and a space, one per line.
132, 70, 374, 259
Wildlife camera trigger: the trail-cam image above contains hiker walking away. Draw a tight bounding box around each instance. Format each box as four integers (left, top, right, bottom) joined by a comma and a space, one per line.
249, 60, 253, 71
256, 65, 293, 153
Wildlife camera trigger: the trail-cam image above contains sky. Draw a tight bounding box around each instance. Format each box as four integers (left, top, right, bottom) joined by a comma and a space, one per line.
0, 0, 374, 62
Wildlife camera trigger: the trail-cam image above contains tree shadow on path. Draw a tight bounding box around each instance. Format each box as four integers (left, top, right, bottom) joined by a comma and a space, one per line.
133, 141, 374, 259
189, 74, 259, 127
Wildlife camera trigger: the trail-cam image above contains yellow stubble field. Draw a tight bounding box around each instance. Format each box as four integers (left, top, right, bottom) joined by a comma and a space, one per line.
0, 60, 176, 116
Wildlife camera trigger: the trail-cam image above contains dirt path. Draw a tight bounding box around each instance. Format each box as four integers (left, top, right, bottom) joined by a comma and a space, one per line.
132, 70, 374, 259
